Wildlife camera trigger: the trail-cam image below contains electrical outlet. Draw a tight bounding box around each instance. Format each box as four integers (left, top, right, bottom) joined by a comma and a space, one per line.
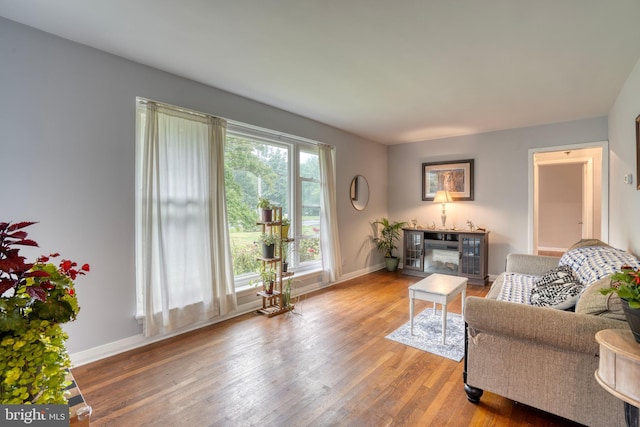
624, 174, 633, 185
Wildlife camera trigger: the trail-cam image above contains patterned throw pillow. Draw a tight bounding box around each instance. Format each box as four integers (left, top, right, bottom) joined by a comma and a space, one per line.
530, 265, 584, 310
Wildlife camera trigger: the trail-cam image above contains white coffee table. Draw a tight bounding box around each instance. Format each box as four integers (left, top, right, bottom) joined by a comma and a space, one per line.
408, 273, 468, 344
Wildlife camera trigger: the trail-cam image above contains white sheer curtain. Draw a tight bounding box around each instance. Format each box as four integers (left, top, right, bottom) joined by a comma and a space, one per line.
137, 101, 237, 337
318, 144, 342, 283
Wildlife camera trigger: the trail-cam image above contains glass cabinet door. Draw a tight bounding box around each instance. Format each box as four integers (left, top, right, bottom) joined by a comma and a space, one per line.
459, 235, 482, 277
403, 230, 424, 271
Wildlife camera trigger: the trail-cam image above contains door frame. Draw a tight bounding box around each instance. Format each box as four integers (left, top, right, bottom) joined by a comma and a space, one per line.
528, 141, 609, 254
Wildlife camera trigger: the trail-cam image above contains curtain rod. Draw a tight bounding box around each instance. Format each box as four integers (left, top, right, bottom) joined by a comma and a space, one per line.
137, 97, 333, 149
137, 97, 214, 121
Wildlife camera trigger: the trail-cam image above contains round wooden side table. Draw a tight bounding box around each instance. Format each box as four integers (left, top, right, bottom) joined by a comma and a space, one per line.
595, 329, 640, 427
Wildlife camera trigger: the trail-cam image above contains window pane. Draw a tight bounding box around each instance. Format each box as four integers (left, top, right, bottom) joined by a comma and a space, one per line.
300, 152, 321, 265
224, 135, 289, 278
300, 151, 320, 180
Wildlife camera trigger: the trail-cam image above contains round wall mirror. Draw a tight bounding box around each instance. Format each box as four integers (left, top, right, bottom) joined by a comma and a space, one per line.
350, 175, 369, 211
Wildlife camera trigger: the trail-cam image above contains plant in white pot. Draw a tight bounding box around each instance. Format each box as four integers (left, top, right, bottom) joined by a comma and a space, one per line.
372, 218, 407, 272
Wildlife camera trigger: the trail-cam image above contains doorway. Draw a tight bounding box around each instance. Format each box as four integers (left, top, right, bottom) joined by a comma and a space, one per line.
528, 142, 609, 255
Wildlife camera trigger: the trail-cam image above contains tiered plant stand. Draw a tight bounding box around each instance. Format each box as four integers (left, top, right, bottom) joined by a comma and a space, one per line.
256, 207, 295, 317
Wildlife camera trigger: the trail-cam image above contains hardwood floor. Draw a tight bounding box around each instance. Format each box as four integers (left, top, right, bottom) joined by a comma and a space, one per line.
72, 271, 582, 426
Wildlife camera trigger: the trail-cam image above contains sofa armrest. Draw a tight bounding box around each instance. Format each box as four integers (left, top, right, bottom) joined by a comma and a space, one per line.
464, 296, 628, 354
505, 253, 560, 275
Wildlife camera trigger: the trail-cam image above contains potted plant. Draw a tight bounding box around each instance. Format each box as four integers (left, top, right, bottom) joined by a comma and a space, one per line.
257, 197, 273, 223
281, 217, 290, 238
281, 240, 291, 272
600, 265, 640, 343
0, 221, 90, 404
282, 278, 293, 308
251, 267, 276, 294
258, 232, 279, 259
372, 218, 407, 272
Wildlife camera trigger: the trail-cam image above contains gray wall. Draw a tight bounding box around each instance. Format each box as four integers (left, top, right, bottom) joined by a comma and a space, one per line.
388, 117, 609, 276
0, 18, 388, 355
609, 56, 640, 256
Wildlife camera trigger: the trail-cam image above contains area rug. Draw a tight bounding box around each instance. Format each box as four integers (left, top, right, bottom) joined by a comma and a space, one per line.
385, 309, 465, 362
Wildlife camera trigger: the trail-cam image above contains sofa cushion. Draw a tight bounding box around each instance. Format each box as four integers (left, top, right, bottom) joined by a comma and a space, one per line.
530, 265, 584, 310
558, 246, 640, 285
575, 275, 626, 321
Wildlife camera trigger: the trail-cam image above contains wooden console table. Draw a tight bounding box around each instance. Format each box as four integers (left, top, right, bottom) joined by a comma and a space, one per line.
595, 329, 640, 427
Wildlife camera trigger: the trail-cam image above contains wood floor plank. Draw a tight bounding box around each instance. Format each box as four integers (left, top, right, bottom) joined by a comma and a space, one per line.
72, 270, 583, 426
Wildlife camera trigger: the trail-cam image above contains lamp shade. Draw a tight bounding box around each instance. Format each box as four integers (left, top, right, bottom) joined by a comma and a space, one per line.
433, 190, 452, 204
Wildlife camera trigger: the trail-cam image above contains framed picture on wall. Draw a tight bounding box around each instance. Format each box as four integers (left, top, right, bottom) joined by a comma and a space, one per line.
422, 159, 474, 201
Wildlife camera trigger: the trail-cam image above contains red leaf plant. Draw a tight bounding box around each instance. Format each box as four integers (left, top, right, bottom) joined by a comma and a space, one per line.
0, 222, 90, 334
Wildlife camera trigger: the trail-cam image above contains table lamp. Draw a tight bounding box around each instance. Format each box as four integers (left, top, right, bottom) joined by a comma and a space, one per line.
433, 190, 452, 229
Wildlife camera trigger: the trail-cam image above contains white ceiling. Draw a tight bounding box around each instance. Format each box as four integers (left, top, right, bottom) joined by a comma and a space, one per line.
2, 0, 640, 144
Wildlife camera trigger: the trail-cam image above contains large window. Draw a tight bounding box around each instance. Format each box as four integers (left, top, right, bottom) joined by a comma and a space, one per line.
224, 125, 321, 288
136, 98, 327, 326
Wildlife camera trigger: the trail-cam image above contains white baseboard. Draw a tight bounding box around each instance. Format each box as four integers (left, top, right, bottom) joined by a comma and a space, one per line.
69, 303, 261, 367
70, 263, 387, 367
334, 263, 386, 283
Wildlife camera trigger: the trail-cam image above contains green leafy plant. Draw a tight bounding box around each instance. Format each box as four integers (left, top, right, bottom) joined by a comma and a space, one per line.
0, 221, 90, 404
250, 267, 276, 293
281, 240, 291, 263
372, 218, 407, 258
259, 268, 276, 284
600, 265, 640, 308
257, 197, 272, 210
282, 278, 293, 308
258, 232, 279, 246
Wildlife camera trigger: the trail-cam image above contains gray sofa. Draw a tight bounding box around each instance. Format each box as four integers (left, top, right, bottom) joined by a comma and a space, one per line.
463, 252, 632, 427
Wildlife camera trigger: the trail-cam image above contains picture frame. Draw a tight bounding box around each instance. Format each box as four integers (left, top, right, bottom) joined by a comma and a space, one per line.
422, 159, 474, 201
636, 114, 640, 191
